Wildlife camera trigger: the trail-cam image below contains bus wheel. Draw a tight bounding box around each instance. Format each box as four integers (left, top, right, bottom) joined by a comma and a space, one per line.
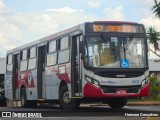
20, 87, 28, 107
108, 98, 127, 109
59, 86, 80, 110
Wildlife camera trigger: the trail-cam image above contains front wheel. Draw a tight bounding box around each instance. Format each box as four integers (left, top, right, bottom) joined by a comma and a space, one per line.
59, 86, 80, 110
108, 98, 127, 109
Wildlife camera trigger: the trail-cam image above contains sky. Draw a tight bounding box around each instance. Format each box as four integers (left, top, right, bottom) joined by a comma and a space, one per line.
0, 0, 160, 57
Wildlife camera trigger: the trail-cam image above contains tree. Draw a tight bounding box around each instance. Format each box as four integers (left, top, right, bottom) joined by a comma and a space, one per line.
147, 26, 160, 57
147, 27, 160, 57
152, 0, 160, 18
147, 26, 160, 51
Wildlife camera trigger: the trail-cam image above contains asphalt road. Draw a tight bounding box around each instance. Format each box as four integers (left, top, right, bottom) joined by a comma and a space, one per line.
0, 104, 160, 120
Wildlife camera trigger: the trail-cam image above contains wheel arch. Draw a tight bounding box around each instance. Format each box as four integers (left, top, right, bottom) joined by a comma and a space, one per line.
20, 84, 25, 92
20, 84, 26, 98
59, 80, 68, 98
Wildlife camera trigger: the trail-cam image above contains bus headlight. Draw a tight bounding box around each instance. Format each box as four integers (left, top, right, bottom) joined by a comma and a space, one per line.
85, 76, 100, 88
141, 77, 149, 87
91, 79, 100, 88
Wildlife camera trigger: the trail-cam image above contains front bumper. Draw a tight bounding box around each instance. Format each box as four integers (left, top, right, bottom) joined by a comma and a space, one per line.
83, 82, 149, 98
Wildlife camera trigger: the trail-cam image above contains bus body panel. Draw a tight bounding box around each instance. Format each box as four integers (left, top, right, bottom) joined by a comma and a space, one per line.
45, 66, 60, 100
5, 74, 13, 100
83, 82, 149, 97
84, 69, 148, 86
18, 70, 38, 100
82, 67, 149, 98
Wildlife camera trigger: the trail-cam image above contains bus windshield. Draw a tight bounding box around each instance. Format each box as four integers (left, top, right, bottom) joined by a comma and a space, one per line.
85, 36, 146, 68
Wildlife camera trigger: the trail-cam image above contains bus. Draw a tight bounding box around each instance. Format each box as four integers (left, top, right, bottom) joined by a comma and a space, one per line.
0, 57, 6, 106
5, 21, 149, 110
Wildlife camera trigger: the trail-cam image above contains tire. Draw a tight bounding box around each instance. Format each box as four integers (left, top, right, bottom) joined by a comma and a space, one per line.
59, 86, 80, 110
108, 98, 127, 109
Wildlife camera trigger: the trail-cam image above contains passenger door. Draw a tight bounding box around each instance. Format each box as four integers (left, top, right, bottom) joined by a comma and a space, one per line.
37, 45, 46, 99
71, 34, 83, 97
12, 54, 19, 99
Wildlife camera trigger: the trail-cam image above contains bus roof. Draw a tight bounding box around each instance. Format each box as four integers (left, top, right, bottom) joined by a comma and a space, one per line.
7, 24, 81, 54
92, 21, 139, 25
7, 21, 141, 54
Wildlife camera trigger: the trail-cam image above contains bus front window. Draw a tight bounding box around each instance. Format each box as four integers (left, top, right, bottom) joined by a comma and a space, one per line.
85, 37, 146, 68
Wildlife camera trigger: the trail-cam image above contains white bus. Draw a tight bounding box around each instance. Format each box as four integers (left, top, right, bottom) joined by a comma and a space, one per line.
5, 21, 149, 110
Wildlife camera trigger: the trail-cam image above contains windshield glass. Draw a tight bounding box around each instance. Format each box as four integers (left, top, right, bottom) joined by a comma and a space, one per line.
85, 36, 146, 68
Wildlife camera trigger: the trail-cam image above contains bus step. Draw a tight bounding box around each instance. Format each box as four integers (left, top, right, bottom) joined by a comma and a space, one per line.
38, 99, 45, 101
71, 97, 83, 98
75, 93, 82, 96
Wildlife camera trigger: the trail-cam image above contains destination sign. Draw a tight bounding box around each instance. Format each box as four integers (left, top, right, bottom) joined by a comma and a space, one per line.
92, 24, 139, 33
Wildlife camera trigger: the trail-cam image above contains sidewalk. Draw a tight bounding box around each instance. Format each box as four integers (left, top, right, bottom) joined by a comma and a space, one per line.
86, 101, 160, 107
127, 101, 160, 106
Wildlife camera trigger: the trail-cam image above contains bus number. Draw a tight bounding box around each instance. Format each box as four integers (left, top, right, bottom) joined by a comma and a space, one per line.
107, 26, 122, 32
93, 25, 103, 32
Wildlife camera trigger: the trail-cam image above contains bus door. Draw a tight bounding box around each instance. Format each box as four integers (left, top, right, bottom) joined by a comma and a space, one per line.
37, 45, 46, 99
71, 34, 83, 97
12, 54, 19, 99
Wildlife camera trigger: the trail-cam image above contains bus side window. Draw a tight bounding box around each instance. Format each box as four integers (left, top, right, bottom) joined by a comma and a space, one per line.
46, 40, 57, 66
58, 36, 70, 64
20, 50, 28, 71
28, 47, 37, 70
48, 40, 56, 53
60, 36, 69, 50
6, 54, 13, 73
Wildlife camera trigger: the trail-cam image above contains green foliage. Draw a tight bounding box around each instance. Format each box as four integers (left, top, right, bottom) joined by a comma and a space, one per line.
149, 73, 160, 99
152, 0, 160, 19
147, 26, 160, 51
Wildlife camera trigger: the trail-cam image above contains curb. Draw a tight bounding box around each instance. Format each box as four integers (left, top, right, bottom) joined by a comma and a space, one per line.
127, 101, 160, 106
86, 101, 160, 107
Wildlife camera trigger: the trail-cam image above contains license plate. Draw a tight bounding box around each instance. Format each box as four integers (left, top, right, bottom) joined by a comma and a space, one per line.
116, 90, 127, 94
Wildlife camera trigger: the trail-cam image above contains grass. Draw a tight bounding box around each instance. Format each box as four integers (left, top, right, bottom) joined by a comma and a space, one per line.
147, 117, 160, 120
128, 97, 160, 102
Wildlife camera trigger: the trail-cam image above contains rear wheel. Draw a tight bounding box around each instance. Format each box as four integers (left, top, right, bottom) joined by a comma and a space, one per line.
59, 86, 80, 110
108, 98, 127, 109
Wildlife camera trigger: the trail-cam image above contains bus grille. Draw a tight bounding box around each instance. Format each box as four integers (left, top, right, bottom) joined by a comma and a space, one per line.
100, 85, 141, 93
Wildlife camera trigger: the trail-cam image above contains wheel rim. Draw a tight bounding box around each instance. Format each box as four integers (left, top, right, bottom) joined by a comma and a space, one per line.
63, 91, 71, 104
